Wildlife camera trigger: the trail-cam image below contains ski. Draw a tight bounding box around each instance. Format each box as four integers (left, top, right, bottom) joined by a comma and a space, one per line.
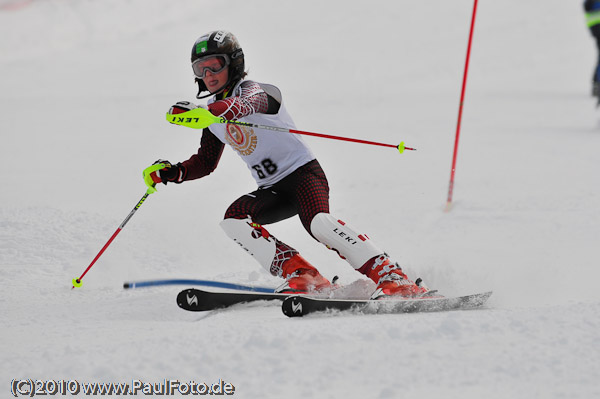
281, 291, 493, 317
176, 288, 291, 311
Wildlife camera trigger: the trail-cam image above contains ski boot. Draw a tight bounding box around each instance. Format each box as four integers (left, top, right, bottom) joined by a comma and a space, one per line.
359, 255, 429, 299
275, 254, 332, 294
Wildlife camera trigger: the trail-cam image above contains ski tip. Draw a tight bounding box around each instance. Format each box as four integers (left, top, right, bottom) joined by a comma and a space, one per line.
123, 282, 131, 289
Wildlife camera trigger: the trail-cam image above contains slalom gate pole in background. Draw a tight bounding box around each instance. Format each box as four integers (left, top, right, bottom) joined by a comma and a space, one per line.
446, 0, 479, 211
166, 109, 417, 154
71, 164, 164, 289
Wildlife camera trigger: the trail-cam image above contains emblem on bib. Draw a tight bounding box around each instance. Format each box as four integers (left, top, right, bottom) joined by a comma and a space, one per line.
225, 124, 257, 156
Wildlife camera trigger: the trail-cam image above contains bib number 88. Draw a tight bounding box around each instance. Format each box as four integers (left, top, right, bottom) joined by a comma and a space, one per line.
252, 159, 278, 179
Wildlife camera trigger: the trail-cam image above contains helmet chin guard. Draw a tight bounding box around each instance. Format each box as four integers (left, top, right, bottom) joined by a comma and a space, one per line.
194, 78, 212, 99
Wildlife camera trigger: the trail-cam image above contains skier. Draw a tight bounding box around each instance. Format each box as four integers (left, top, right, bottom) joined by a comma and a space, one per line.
145, 30, 429, 299
584, 0, 600, 97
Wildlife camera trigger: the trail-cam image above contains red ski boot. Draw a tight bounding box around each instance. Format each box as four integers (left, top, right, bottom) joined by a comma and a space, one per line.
358, 255, 429, 299
275, 254, 332, 294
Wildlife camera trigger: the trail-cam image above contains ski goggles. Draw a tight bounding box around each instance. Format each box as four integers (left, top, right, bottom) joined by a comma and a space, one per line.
192, 54, 230, 79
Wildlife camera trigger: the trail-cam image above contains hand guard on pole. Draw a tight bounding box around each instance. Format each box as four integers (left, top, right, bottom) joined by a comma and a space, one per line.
143, 160, 186, 193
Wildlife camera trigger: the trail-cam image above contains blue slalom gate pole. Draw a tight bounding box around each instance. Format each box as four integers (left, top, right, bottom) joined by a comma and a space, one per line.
123, 279, 275, 293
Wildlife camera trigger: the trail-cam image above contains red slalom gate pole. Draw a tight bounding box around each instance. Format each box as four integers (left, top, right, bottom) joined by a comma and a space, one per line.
446, 0, 479, 211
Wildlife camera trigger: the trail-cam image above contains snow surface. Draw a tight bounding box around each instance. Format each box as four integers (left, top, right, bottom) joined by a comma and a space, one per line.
1, 0, 600, 398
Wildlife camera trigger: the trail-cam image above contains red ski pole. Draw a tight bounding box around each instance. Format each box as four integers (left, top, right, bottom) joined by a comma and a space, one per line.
71, 164, 163, 289
228, 120, 416, 153
166, 109, 417, 153
71, 191, 150, 289
446, 0, 479, 210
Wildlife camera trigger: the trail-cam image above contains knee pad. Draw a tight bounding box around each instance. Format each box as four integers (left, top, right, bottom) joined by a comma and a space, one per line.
220, 217, 276, 272
309, 212, 383, 269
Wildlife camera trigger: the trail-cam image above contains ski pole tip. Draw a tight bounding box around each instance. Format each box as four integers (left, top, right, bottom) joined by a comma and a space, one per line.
72, 278, 83, 288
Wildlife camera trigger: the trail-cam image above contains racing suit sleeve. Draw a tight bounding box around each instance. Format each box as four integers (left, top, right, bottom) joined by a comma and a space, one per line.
180, 128, 225, 181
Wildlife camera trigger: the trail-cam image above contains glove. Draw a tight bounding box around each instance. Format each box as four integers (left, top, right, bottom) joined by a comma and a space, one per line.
168, 101, 204, 115
145, 159, 186, 185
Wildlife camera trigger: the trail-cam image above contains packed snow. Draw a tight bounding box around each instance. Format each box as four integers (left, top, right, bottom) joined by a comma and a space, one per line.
1, 0, 599, 398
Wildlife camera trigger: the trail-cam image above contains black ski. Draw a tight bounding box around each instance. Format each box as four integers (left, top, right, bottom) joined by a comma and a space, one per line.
176, 288, 291, 311
281, 291, 493, 317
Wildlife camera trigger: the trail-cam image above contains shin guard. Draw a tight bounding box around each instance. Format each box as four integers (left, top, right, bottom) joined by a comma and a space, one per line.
220, 217, 298, 277
309, 212, 383, 269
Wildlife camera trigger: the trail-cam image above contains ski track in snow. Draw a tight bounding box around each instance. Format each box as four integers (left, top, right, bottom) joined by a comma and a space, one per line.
1, 1, 600, 398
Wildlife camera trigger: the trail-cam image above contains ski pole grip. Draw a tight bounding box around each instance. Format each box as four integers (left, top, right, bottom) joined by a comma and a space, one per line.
142, 163, 166, 194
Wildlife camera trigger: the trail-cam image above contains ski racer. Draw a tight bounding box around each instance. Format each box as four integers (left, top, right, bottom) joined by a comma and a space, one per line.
585, 0, 600, 97
144, 30, 429, 299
